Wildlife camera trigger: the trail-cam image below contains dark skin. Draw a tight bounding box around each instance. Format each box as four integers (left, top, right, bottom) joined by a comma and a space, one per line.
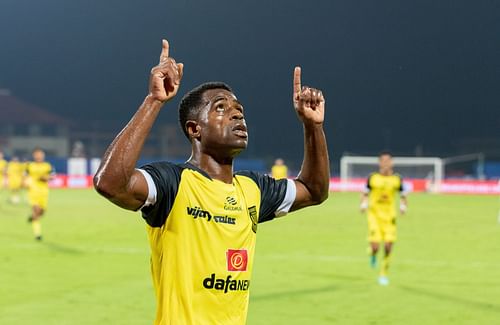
185, 89, 248, 183
94, 39, 329, 213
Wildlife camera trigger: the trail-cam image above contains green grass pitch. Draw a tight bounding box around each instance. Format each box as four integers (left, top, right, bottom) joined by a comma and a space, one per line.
1, 189, 499, 324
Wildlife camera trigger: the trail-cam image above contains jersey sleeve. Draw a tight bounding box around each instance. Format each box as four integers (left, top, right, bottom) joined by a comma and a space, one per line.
364, 174, 373, 193
138, 162, 183, 227
49, 164, 55, 176
398, 175, 409, 196
236, 171, 290, 223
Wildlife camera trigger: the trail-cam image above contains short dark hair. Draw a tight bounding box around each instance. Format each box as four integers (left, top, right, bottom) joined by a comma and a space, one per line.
379, 150, 392, 157
178, 82, 233, 139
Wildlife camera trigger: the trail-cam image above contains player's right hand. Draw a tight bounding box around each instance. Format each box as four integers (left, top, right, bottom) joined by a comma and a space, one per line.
149, 39, 184, 103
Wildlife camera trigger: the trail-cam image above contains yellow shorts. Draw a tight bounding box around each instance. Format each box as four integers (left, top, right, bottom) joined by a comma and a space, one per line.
367, 213, 397, 243
28, 190, 49, 210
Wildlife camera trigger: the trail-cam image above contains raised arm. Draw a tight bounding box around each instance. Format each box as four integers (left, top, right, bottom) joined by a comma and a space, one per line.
290, 67, 330, 211
93, 39, 184, 210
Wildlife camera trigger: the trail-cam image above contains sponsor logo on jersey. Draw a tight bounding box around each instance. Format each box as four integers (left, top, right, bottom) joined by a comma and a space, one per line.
186, 206, 213, 221
226, 196, 237, 205
186, 207, 236, 225
224, 196, 242, 212
227, 249, 248, 271
203, 273, 250, 293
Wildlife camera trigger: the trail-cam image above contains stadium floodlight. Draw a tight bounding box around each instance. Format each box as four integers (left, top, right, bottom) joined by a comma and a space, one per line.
340, 155, 444, 192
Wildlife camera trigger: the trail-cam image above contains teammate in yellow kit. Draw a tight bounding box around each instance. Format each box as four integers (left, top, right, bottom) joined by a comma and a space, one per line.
26, 148, 54, 240
7, 156, 25, 204
360, 151, 408, 286
0, 151, 7, 195
94, 39, 330, 324
271, 158, 288, 180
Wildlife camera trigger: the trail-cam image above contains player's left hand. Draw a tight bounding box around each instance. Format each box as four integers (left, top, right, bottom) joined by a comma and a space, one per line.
293, 67, 325, 126
399, 202, 407, 215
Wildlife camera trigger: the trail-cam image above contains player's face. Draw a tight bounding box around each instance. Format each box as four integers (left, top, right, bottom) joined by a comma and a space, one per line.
379, 154, 393, 174
197, 89, 248, 155
33, 150, 45, 162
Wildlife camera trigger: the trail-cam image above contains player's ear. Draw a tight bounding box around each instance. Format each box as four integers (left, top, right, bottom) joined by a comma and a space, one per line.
186, 120, 201, 140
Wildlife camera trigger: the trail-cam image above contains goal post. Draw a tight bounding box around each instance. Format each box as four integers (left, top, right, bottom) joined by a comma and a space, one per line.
340, 156, 444, 191
442, 153, 485, 180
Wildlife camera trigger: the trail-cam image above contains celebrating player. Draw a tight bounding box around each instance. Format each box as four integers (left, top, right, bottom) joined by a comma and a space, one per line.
26, 148, 54, 241
360, 151, 408, 285
94, 39, 330, 324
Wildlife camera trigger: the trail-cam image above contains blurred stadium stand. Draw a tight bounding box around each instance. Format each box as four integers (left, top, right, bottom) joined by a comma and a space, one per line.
0, 89, 70, 157
1, 90, 499, 182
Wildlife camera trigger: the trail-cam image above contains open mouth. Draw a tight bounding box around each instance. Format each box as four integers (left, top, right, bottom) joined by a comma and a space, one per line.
232, 124, 248, 138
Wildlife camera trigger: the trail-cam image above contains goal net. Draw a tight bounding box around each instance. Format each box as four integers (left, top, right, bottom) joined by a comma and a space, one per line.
340, 156, 444, 192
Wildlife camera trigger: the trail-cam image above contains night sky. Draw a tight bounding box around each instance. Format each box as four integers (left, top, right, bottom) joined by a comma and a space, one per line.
1, 0, 499, 165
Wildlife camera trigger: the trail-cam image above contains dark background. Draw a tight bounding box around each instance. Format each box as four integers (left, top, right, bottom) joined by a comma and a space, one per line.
1, 0, 499, 167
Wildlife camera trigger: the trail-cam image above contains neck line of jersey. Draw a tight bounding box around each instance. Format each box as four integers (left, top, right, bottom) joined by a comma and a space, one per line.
182, 161, 239, 187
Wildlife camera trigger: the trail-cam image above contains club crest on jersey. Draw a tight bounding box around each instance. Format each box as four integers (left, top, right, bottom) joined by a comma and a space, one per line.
227, 249, 248, 272
248, 205, 257, 233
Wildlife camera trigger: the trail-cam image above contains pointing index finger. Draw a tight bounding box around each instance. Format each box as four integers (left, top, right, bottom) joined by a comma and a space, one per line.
159, 39, 169, 63
293, 66, 301, 97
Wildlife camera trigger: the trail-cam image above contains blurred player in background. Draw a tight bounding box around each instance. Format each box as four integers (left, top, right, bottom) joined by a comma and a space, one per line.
94, 39, 330, 324
0, 151, 7, 196
360, 151, 408, 285
271, 158, 288, 179
7, 156, 25, 204
26, 148, 54, 241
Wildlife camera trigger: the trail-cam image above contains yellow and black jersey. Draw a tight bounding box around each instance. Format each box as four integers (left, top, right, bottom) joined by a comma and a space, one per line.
0, 159, 7, 187
26, 162, 53, 193
365, 172, 405, 220
271, 165, 288, 180
7, 161, 25, 189
139, 162, 294, 325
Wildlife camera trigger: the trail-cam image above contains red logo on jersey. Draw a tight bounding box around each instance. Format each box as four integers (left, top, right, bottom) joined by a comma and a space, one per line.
227, 249, 248, 272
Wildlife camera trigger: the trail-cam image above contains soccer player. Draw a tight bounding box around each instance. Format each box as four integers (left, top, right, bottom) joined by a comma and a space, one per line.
94, 39, 330, 324
7, 156, 25, 204
271, 158, 288, 180
26, 148, 54, 240
0, 151, 7, 193
360, 151, 408, 286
